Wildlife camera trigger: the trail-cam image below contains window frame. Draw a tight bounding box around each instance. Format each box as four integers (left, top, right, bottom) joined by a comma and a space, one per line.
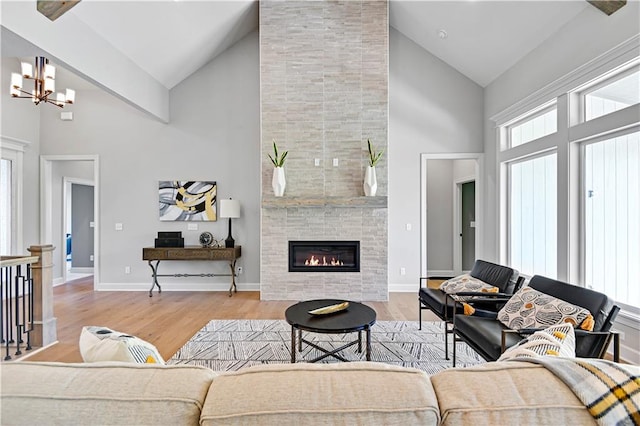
579, 63, 640, 123
504, 100, 557, 150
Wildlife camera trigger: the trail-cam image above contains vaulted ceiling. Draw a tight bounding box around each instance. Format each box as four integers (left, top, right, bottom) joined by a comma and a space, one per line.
0, 0, 624, 122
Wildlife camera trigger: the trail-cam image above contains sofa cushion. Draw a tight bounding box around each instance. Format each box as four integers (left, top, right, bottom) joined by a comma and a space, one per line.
79, 326, 165, 364
439, 274, 499, 295
497, 286, 594, 331
201, 362, 440, 426
0, 361, 216, 426
498, 323, 576, 361
431, 362, 596, 425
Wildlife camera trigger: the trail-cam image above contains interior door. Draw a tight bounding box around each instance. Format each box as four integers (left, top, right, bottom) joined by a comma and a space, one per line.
461, 181, 476, 271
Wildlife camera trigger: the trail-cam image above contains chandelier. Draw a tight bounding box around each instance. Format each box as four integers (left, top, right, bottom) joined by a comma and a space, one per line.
10, 57, 75, 108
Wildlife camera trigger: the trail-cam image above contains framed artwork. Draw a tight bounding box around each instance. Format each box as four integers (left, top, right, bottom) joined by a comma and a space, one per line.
159, 181, 217, 221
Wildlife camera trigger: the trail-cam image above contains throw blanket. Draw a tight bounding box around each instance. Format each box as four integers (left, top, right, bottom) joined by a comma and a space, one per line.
517, 357, 640, 425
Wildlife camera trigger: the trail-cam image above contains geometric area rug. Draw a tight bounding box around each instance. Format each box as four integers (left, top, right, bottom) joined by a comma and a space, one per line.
168, 319, 485, 374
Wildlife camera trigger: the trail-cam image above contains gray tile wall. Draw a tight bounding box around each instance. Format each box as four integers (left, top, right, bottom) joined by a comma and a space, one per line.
260, 0, 389, 301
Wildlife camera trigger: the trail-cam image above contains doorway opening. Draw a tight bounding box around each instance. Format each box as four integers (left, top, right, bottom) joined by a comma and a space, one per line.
420, 154, 483, 277
41, 155, 99, 287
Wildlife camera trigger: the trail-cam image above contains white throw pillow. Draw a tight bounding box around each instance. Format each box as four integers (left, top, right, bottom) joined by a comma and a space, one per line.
79, 326, 164, 364
439, 274, 499, 295
498, 323, 576, 361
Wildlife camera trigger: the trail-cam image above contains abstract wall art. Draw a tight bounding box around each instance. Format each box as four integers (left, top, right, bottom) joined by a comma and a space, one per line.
159, 181, 217, 221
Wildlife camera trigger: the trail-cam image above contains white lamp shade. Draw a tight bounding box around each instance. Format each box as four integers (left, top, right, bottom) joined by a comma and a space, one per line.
44, 64, 56, 79
11, 73, 22, 89
21, 62, 33, 78
44, 78, 55, 93
56, 92, 66, 105
219, 199, 241, 219
10, 87, 20, 97
65, 88, 75, 104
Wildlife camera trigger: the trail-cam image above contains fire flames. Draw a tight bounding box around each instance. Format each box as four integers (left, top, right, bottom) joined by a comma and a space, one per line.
304, 255, 344, 266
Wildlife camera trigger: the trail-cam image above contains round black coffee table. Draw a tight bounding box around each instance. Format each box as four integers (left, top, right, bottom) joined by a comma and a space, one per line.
285, 299, 377, 363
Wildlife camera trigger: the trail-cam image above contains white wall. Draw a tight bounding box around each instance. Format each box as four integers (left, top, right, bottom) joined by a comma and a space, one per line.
389, 28, 483, 290
36, 30, 261, 291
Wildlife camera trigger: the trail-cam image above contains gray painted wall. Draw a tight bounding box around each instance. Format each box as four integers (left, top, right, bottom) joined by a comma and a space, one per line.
389, 28, 484, 289
71, 183, 94, 268
38, 30, 261, 290
50, 160, 93, 279
426, 160, 454, 272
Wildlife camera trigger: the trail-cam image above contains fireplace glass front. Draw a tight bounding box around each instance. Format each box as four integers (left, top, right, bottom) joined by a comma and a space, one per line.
288, 240, 360, 272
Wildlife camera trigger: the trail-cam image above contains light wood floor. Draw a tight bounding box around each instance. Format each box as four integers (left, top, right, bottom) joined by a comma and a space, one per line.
22, 276, 438, 363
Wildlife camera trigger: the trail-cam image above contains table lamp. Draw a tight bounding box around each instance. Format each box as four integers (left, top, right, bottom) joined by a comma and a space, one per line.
220, 198, 241, 248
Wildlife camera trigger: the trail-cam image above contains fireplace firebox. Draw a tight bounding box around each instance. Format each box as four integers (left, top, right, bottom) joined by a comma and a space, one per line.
288, 241, 360, 272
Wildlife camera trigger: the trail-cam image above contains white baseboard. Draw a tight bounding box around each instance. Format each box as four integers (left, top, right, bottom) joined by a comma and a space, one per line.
96, 282, 261, 292
53, 277, 65, 287
388, 283, 417, 293
426, 270, 455, 278
70, 267, 93, 273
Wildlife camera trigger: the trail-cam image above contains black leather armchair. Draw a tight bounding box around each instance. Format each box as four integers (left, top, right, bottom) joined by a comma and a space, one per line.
452, 275, 621, 366
418, 260, 523, 360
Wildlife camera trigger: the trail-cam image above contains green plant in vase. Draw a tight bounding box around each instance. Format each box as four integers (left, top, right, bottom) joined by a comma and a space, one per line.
269, 140, 288, 196
364, 139, 382, 196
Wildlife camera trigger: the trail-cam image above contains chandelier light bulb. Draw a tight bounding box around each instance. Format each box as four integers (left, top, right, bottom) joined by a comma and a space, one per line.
10, 87, 20, 97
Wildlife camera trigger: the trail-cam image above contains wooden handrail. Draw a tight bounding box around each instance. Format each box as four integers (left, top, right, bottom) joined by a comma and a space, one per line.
0, 256, 39, 268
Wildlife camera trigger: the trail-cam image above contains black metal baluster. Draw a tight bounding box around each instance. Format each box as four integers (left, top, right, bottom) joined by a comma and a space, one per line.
26, 264, 33, 351
14, 265, 22, 356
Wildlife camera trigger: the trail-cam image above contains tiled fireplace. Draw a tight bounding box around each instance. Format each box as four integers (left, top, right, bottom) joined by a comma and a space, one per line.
260, 0, 389, 301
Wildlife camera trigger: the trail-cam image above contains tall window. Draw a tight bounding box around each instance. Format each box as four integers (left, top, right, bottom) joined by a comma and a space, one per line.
584, 131, 639, 311
509, 153, 557, 278
0, 159, 11, 254
583, 68, 640, 121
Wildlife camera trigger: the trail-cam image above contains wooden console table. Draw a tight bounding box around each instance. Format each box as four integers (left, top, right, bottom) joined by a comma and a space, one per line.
142, 246, 241, 297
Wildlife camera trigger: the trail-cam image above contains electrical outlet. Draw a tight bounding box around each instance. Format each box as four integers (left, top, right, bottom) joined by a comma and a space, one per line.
125, 266, 131, 274
187, 223, 198, 231
400, 267, 406, 276
115, 223, 123, 231
89, 255, 94, 261
314, 158, 320, 166
237, 266, 243, 275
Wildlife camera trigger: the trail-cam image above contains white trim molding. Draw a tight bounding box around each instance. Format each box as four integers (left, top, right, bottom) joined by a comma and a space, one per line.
1, 135, 31, 254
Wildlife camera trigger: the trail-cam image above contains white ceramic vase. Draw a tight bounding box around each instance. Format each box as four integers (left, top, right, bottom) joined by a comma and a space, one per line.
364, 166, 377, 196
272, 167, 286, 197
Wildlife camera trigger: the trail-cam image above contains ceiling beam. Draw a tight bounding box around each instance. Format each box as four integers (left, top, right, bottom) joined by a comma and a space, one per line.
587, 0, 627, 16
37, 1, 81, 21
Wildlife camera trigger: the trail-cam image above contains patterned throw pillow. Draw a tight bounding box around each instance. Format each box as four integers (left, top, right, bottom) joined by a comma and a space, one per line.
498, 323, 576, 361
79, 326, 165, 364
497, 287, 595, 331
439, 274, 499, 295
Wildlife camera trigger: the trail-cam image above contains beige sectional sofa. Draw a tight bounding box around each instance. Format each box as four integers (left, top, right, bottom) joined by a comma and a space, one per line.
0, 360, 595, 425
